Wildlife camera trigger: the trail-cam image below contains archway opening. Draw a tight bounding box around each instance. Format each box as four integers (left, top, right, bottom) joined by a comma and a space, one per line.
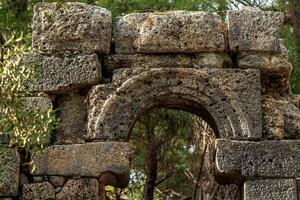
105, 104, 240, 200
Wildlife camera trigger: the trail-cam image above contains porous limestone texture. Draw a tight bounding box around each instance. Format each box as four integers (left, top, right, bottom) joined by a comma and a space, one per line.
237, 53, 293, 76
244, 179, 297, 200
56, 93, 87, 144
90, 68, 262, 140
115, 11, 225, 53
215, 139, 300, 178
32, 142, 131, 178
262, 97, 300, 139
193, 53, 232, 68
24, 96, 52, 113
86, 84, 115, 136
22, 182, 55, 200
32, 2, 111, 55
56, 178, 98, 200
228, 9, 284, 52
104, 54, 193, 71
35, 53, 101, 93
0, 148, 20, 197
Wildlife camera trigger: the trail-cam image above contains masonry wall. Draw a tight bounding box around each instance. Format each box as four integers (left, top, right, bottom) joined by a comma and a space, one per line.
0, 2, 299, 200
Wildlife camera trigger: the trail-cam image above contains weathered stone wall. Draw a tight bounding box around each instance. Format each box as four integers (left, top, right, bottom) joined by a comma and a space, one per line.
0, 2, 299, 200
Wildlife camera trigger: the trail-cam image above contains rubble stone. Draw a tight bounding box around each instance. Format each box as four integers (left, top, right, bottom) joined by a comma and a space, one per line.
22, 182, 55, 200
32, 2, 111, 55
0, 148, 20, 197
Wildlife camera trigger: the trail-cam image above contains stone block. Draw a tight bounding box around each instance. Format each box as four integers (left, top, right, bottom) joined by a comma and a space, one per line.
0, 148, 20, 197
32, 2, 111, 55
227, 9, 284, 52
87, 85, 115, 138
35, 53, 101, 93
262, 97, 300, 139
49, 176, 65, 187
237, 53, 293, 76
193, 53, 232, 68
115, 11, 225, 53
261, 75, 291, 97
244, 179, 297, 200
215, 139, 300, 179
22, 182, 55, 200
104, 54, 193, 71
56, 178, 98, 200
32, 142, 131, 178
56, 93, 86, 144
25, 96, 52, 113
92, 68, 262, 140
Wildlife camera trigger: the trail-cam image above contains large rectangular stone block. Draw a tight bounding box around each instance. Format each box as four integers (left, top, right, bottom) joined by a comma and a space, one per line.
104, 54, 193, 71
244, 179, 297, 200
35, 53, 101, 93
32, 2, 111, 55
227, 9, 284, 52
115, 11, 225, 53
0, 148, 20, 197
215, 139, 300, 178
32, 142, 130, 177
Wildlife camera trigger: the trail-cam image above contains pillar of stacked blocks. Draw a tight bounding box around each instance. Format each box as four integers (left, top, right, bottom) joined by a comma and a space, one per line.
0, 2, 300, 200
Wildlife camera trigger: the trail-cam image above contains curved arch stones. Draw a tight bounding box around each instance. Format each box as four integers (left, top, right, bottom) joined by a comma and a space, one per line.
90, 68, 262, 141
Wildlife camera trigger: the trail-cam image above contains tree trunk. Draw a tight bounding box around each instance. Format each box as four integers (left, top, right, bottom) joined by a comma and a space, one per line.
144, 125, 159, 200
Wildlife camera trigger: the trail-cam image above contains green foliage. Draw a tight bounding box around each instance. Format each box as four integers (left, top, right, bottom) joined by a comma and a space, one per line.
0, 34, 57, 156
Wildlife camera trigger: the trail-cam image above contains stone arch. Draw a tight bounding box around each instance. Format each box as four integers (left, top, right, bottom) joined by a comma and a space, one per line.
94, 68, 260, 141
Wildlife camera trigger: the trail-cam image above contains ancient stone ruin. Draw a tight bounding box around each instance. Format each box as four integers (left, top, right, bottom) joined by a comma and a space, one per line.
0, 2, 300, 200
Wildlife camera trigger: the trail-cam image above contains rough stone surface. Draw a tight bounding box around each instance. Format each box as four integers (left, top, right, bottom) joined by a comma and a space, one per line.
261, 75, 291, 97
0, 148, 20, 197
25, 96, 52, 113
22, 182, 55, 200
87, 84, 115, 136
228, 9, 284, 52
115, 11, 225, 53
215, 139, 300, 178
237, 53, 293, 76
90, 68, 262, 140
56, 178, 98, 200
193, 53, 232, 68
34, 53, 101, 93
56, 93, 86, 144
104, 54, 193, 71
32, 2, 111, 55
262, 97, 300, 139
49, 176, 65, 187
32, 142, 130, 178
244, 179, 297, 200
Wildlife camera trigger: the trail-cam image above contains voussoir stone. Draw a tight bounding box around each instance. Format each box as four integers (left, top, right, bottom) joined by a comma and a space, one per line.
34, 53, 101, 93
215, 139, 300, 179
0, 148, 20, 197
244, 179, 297, 200
31, 142, 130, 178
227, 9, 284, 52
115, 11, 225, 53
32, 2, 111, 55
22, 182, 55, 200
56, 178, 98, 200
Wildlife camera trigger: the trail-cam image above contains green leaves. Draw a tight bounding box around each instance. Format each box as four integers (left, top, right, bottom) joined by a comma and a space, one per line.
0, 34, 57, 156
